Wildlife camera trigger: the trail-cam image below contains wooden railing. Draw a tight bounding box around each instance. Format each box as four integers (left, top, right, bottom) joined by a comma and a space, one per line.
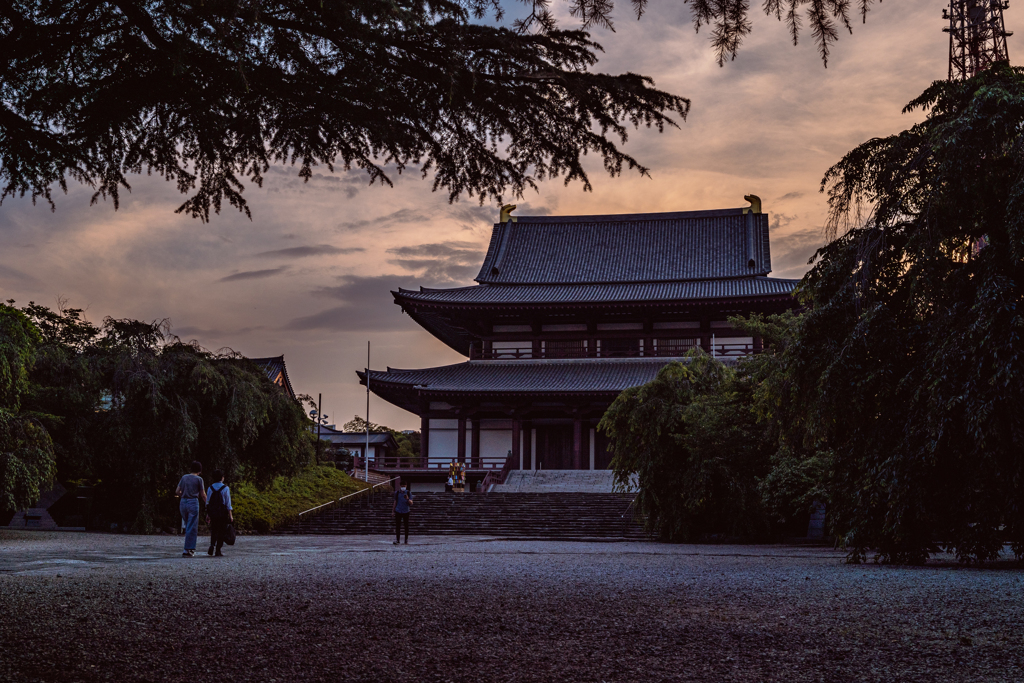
468, 342, 758, 360
478, 451, 517, 493
370, 454, 510, 470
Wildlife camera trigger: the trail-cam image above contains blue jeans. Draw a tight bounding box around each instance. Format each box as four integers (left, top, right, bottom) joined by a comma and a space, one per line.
180, 498, 199, 551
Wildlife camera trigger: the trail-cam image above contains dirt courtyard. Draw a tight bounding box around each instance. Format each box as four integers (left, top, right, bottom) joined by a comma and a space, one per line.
1, 531, 1021, 682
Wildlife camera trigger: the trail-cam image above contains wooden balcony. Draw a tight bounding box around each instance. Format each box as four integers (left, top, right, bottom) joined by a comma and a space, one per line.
468, 341, 758, 360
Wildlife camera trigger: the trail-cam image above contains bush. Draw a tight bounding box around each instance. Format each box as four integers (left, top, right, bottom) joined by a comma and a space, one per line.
231, 466, 368, 532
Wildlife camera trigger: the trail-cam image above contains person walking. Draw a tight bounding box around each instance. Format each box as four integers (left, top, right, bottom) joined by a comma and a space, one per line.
205, 469, 233, 557
393, 482, 413, 545
175, 461, 207, 557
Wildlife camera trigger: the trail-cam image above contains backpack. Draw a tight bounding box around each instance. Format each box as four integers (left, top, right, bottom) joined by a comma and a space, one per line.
208, 484, 228, 518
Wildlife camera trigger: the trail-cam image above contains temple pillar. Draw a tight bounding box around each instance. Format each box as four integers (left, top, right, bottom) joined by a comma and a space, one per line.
589, 427, 596, 470
512, 418, 522, 469
522, 420, 532, 472
753, 336, 764, 353
471, 418, 481, 468
420, 415, 429, 468
573, 418, 582, 470
531, 428, 537, 470
457, 416, 467, 464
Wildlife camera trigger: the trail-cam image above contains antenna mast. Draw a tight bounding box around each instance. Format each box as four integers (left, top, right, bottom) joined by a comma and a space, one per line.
944, 0, 1012, 80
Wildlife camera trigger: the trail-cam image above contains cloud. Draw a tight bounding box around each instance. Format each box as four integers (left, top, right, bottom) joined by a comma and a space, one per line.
336, 208, 420, 232
254, 244, 365, 259
771, 213, 798, 231
286, 274, 430, 332
386, 240, 486, 283
218, 267, 288, 282
0, 263, 44, 289
776, 191, 805, 202
770, 227, 826, 279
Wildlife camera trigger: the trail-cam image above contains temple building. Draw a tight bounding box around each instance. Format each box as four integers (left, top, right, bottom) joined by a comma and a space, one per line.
358, 197, 798, 486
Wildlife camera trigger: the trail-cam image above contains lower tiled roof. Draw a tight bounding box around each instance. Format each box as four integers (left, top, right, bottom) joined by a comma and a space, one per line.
395, 276, 798, 306
362, 359, 680, 394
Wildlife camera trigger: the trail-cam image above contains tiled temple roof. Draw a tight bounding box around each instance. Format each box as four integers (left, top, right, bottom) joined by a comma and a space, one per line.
396, 276, 799, 306
250, 355, 296, 399
361, 359, 675, 395
475, 208, 772, 285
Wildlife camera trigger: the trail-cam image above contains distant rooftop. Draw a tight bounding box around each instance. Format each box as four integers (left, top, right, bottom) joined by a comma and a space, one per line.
250, 355, 296, 399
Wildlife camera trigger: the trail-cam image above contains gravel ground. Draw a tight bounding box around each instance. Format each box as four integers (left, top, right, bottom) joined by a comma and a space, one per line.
1, 530, 1022, 682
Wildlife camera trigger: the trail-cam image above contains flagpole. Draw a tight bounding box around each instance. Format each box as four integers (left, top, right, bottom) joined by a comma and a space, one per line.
365, 341, 370, 483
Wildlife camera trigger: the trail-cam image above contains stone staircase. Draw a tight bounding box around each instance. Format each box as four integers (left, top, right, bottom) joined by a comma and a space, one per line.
493, 470, 635, 493
276, 492, 647, 540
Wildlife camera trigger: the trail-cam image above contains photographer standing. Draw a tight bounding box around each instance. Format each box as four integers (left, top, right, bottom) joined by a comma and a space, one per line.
393, 482, 413, 545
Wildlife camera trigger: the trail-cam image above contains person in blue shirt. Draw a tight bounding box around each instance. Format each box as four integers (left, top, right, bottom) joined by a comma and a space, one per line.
175, 461, 207, 557
205, 469, 233, 557
393, 482, 413, 545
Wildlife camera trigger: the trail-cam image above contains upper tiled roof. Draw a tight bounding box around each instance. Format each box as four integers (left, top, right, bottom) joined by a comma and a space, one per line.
476, 208, 771, 285
361, 359, 677, 394
397, 276, 798, 306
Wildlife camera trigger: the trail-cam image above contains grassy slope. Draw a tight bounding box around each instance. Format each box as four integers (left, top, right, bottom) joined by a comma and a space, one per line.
231, 466, 368, 532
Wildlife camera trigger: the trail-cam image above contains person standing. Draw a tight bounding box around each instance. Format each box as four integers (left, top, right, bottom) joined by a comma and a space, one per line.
174, 461, 207, 557
393, 482, 413, 545
205, 469, 233, 557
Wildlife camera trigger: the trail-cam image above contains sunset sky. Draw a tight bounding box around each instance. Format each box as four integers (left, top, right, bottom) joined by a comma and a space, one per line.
2, 1, 1017, 430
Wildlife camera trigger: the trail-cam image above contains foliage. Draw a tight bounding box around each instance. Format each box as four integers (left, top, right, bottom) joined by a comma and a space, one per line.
0, 0, 689, 221
730, 312, 829, 529
599, 351, 771, 541
231, 465, 368, 532
5, 300, 316, 528
798, 64, 1024, 563
0, 0, 879, 220
17, 300, 104, 481
0, 303, 56, 512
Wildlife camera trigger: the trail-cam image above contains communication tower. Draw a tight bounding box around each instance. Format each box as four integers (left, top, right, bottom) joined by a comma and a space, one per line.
943, 0, 1012, 79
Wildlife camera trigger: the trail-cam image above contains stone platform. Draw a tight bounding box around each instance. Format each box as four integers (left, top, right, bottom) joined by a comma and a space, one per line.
493, 469, 634, 493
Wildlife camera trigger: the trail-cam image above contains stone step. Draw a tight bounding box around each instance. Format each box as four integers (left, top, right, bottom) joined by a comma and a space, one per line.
277, 492, 645, 539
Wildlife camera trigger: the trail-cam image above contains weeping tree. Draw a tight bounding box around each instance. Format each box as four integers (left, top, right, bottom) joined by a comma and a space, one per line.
1, 0, 876, 219
0, 303, 56, 514
796, 64, 1024, 563
7, 302, 316, 529
87, 318, 316, 529
732, 312, 829, 536
600, 351, 771, 541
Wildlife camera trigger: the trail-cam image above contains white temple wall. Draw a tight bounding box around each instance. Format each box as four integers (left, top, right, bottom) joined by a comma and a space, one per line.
428, 419, 458, 468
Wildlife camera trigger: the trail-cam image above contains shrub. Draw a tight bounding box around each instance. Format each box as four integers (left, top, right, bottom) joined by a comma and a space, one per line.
231, 466, 368, 532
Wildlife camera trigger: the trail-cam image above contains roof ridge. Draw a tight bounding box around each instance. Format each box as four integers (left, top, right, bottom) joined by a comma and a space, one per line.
505, 207, 746, 223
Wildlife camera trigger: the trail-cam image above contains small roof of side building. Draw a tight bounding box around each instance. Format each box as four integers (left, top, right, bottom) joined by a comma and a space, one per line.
313, 423, 399, 450
250, 355, 297, 399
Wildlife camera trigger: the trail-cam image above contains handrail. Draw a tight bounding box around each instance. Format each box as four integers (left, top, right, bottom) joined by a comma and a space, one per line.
479, 450, 516, 493
297, 476, 401, 517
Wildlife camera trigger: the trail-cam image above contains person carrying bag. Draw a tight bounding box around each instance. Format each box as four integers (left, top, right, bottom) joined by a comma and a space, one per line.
205, 469, 234, 556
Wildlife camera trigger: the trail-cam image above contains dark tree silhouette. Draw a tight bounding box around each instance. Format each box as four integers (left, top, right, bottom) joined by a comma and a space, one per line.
0, 0, 873, 220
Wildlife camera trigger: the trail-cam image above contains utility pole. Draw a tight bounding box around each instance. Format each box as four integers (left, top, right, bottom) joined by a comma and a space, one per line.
944, 0, 1012, 80
365, 341, 370, 483
316, 393, 322, 463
